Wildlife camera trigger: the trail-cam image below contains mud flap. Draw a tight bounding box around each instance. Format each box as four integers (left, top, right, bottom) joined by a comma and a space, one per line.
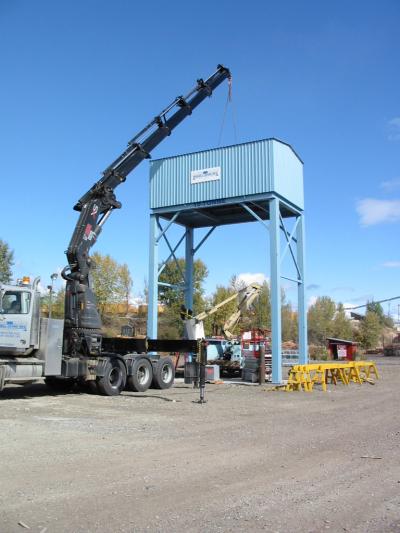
0, 366, 5, 392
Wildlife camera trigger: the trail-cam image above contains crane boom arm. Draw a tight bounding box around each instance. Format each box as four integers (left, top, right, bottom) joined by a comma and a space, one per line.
62, 65, 231, 357
222, 285, 261, 338
183, 284, 261, 341
74, 65, 231, 211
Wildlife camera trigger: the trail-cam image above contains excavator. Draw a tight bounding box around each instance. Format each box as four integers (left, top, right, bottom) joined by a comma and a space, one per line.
0, 65, 231, 395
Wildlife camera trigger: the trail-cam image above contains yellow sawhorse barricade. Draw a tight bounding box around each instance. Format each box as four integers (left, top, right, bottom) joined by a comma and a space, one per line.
284, 361, 379, 392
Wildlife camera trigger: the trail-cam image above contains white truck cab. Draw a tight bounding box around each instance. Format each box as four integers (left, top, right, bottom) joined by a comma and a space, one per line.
0, 277, 64, 390
0, 277, 41, 356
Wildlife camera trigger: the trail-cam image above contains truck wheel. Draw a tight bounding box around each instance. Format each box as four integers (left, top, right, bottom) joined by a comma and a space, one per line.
97, 358, 127, 396
127, 358, 153, 392
152, 357, 175, 389
87, 379, 99, 394
45, 376, 75, 393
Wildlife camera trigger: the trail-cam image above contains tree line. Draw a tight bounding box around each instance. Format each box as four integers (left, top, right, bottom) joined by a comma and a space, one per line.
0, 238, 394, 350
158, 260, 393, 349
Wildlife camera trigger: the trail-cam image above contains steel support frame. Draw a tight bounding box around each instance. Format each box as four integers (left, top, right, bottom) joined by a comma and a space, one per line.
148, 214, 159, 338
269, 197, 283, 383
148, 195, 307, 381
147, 214, 215, 338
296, 212, 308, 366
241, 196, 307, 382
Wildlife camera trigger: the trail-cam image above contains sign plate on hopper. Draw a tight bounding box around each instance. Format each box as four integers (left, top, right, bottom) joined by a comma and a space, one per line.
190, 166, 221, 184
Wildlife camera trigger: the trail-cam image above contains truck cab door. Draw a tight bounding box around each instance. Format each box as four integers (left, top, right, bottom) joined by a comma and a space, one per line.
0, 289, 34, 355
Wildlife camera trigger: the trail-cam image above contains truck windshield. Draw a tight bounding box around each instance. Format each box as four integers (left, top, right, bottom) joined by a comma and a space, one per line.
0, 291, 31, 314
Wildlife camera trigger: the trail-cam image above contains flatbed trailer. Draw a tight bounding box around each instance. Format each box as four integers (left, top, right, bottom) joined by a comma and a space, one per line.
0, 293, 200, 395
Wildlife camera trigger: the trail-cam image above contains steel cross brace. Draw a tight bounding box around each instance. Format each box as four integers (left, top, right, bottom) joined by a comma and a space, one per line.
158, 231, 186, 277
155, 212, 180, 243
193, 226, 216, 254
279, 213, 302, 282
156, 218, 186, 284
240, 202, 270, 230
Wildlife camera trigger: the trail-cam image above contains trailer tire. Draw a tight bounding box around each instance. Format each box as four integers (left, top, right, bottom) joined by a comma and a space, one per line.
97, 358, 127, 396
152, 357, 175, 389
45, 376, 75, 393
127, 358, 153, 392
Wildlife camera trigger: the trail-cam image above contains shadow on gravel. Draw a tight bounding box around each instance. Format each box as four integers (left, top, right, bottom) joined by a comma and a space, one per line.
0, 383, 197, 402
1, 381, 226, 402
122, 393, 182, 402
0, 383, 86, 401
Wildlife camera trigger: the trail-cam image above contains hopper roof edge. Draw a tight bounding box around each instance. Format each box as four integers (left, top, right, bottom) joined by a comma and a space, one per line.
149, 137, 304, 165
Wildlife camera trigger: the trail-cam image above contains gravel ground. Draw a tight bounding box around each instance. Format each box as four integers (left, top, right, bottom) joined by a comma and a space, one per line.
0, 357, 399, 533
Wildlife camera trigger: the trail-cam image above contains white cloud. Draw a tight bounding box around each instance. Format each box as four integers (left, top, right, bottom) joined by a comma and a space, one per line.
389, 117, 400, 127
382, 261, 400, 268
342, 302, 361, 319
281, 282, 295, 292
308, 295, 318, 308
380, 178, 400, 193
343, 302, 355, 314
388, 117, 400, 141
37, 281, 50, 296
356, 198, 400, 226
236, 272, 267, 288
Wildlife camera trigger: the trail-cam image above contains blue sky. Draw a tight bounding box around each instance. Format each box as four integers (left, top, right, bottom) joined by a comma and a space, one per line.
1, 1, 399, 317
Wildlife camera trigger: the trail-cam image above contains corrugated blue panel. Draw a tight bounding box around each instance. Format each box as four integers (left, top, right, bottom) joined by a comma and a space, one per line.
272, 141, 304, 209
149, 138, 303, 210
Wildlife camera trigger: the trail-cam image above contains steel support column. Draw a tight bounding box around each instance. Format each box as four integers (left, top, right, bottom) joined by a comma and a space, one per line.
296, 213, 308, 364
147, 214, 159, 338
269, 197, 282, 383
185, 227, 194, 312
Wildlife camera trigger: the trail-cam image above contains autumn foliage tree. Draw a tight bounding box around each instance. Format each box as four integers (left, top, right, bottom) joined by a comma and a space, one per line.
158, 258, 208, 309
91, 252, 133, 318
41, 288, 66, 319
357, 310, 382, 349
331, 303, 353, 340
248, 281, 271, 331
158, 258, 208, 338
119, 263, 133, 314
204, 284, 238, 336
0, 239, 14, 283
307, 296, 336, 345
366, 301, 394, 328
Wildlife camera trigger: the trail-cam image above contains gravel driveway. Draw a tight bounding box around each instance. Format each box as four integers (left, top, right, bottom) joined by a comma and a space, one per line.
0, 357, 399, 532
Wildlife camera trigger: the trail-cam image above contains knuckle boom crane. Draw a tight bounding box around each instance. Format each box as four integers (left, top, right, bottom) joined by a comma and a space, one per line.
61, 65, 231, 358
0, 65, 230, 395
